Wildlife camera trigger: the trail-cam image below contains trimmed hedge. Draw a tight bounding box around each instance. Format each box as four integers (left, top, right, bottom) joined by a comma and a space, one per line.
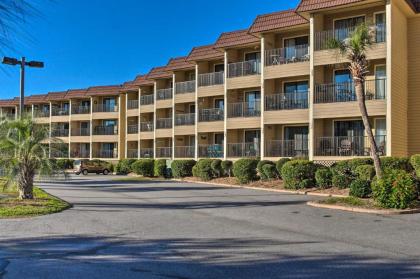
380, 157, 412, 172
196, 159, 214, 181
257, 160, 275, 180
132, 159, 154, 177
154, 159, 167, 178
171, 160, 196, 178
233, 159, 259, 184
211, 159, 223, 178
281, 160, 316, 190
355, 164, 376, 182
262, 164, 278, 180
116, 159, 136, 175
221, 160, 233, 177
410, 155, 420, 177
349, 179, 372, 198
315, 168, 332, 189
56, 159, 74, 170
276, 158, 291, 178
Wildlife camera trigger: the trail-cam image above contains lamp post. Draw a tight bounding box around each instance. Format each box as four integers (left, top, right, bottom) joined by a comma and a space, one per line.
2, 56, 44, 118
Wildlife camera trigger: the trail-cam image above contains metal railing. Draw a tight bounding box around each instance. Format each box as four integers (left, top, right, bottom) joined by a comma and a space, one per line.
199, 108, 224, 122
51, 107, 69, 116
93, 126, 118, 135
174, 146, 195, 158
33, 110, 50, 118
315, 24, 386, 51
227, 142, 260, 158
50, 150, 69, 158
314, 79, 386, 104
156, 88, 173, 100
3, 113, 16, 119
70, 150, 90, 158
265, 92, 309, 111
140, 94, 154, 105
265, 44, 310, 66
265, 139, 309, 158
198, 144, 224, 158
156, 118, 172, 129
127, 99, 139, 110
227, 59, 261, 78
140, 148, 154, 158
71, 128, 90, 136
94, 150, 118, 159
127, 149, 138, 158
127, 124, 138, 134
227, 101, 261, 118
72, 106, 90, 114
175, 113, 195, 126
198, 72, 224, 87
51, 129, 69, 137
140, 122, 154, 132
156, 147, 172, 158
175, 80, 196, 94
93, 104, 118, 113
315, 135, 387, 157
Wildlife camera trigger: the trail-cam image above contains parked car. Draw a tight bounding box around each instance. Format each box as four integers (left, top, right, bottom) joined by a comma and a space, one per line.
74, 159, 112, 175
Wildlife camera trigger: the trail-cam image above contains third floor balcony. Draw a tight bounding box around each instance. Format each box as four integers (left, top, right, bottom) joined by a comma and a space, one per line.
156, 88, 173, 101
140, 122, 154, 132
156, 118, 172, 129
264, 45, 310, 67
127, 99, 139, 110
227, 101, 261, 118
140, 95, 154, 106
175, 113, 195, 126
93, 125, 118, 135
198, 72, 224, 87
227, 60, 261, 78
175, 80, 195, 94
72, 105, 90, 115
265, 91, 309, 111
51, 107, 69, 116
93, 104, 118, 113
198, 108, 224, 122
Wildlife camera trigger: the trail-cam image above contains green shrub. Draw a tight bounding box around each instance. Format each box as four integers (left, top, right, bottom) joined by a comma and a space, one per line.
221, 160, 233, 177
171, 160, 196, 178
196, 159, 214, 181
410, 154, 420, 177
262, 164, 278, 180
211, 159, 223, 178
315, 168, 332, 189
371, 169, 418, 209
331, 160, 355, 189
349, 179, 372, 198
233, 159, 258, 184
276, 158, 291, 178
355, 164, 376, 182
192, 165, 199, 177
154, 159, 167, 178
257, 160, 275, 180
115, 159, 136, 175
380, 157, 412, 172
347, 158, 373, 171
132, 159, 154, 177
56, 159, 74, 170
281, 160, 316, 190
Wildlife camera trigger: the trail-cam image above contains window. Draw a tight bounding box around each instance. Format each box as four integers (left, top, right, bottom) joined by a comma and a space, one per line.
103, 98, 116, 109
214, 99, 224, 109
214, 133, 224, 145
284, 81, 309, 93
335, 69, 355, 101
103, 120, 116, 127
189, 104, 195, 113
284, 126, 309, 155
334, 120, 364, 137
375, 13, 386, 43
245, 130, 260, 143
244, 52, 260, 61
214, 64, 224, 72
284, 36, 309, 60
245, 91, 261, 114
375, 65, 386, 99
334, 16, 365, 41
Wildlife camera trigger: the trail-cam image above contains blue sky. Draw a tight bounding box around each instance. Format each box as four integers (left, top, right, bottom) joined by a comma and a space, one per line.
0, 0, 300, 99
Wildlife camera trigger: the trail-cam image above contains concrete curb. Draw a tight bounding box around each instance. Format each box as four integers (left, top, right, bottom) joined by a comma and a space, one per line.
307, 201, 420, 215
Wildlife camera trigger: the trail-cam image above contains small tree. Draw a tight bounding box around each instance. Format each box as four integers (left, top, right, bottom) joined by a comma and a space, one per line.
328, 23, 383, 179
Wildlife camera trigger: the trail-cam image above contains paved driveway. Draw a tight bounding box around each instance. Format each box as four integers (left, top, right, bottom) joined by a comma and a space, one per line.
0, 175, 420, 279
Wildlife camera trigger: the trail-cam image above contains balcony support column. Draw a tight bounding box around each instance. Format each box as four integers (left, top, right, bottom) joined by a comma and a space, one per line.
260, 36, 265, 160
89, 97, 93, 160
153, 82, 157, 160
48, 101, 52, 158
309, 14, 316, 161
194, 64, 199, 160
68, 100, 72, 159
172, 74, 176, 160
223, 50, 228, 160
138, 88, 141, 159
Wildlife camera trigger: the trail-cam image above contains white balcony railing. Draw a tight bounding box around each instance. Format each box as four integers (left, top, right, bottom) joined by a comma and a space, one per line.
227, 60, 260, 78
198, 72, 224, 87
265, 45, 309, 66
175, 80, 195, 94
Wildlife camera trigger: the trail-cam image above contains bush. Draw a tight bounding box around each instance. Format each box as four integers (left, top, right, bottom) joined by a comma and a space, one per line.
132, 159, 154, 177
115, 159, 136, 175
56, 159, 74, 170
262, 164, 278, 180
380, 157, 412, 172
355, 164, 376, 182
154, 159, 167, 178
233, 159, 258, 184
257, 160, 275, 180
349, 179, 372, 198
211, 159, 223, 178
410, 155, 420, 177
281, 160, 316, 190
221, 160, 233, 177
171, 160, 196, 178
347, 158, 373, 171
315, 168, 332, 189
331, 160, 355, 189
196, 159, 214, 181
331, 175, 353, 189
276, 158, 291, 179
371, 170, 418, 209
192, 165, 199, 177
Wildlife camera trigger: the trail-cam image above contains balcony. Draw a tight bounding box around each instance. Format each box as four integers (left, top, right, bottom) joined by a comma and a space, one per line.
94, 150, 118, 159
175, 80, 195, 94
33, 110, 50, 118
156, 147, 172, 158
140, 148, 154, 158
51, 129, 69, 137
127, 149, 138, 159
93, 126, 118, 135
93, 104, 118, 113
199, 108, 224, 122
71, 128, 90, 137
156, 88, 173, 100
265, 140, 308, 158
127, 100, 139, 110
265, 92, 309, 111
51, 107, 69, 116
174, 146, 195, 158
198, 144, 223, 158
140, 122, 154, 132
227, 142, 260, 158
175, 113, 195, 126
227, 102, 261, 118
198, 72, 224, 87
72, 106, 90, 115
50, 150, 69, 158
227, 60, 261, 78
265, 45, 310, 66
127, 124, 138, 134
71, 150, 90, 158
156, 118, 172, 129
315, 135, 386, 157
140, 95, 154, 105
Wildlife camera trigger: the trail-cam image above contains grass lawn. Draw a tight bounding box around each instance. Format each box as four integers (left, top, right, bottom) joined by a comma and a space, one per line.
0, 186, 71, 219
318, 196, 420, 210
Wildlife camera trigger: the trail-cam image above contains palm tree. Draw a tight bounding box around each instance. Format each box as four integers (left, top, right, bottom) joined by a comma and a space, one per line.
327, 23, 383, 179
0, 117, 56, 199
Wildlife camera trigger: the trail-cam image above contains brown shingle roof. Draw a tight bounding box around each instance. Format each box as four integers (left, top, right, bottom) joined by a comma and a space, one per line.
249, 10, 308, 34
121, 80, 138, 92
147, 66, 172, 80
86, 85, 122, 96
0, 99, 18, 107
296, 0, 365, 12
214, 29, 260, 49
66, 89, 88, 98
186, 44, 224, 62
133, 75, 154, 86
25, 94, 48, 104
47, 91, 68, 101
166, 56, 195, 71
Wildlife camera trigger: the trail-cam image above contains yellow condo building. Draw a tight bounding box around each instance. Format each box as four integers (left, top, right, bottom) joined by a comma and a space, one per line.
1, 0, 420, 163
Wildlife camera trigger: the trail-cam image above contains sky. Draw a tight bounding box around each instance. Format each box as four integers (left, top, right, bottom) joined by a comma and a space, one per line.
0, 0, 300, 99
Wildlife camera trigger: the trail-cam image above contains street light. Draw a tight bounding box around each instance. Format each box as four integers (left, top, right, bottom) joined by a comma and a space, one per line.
2, 56, 44, 118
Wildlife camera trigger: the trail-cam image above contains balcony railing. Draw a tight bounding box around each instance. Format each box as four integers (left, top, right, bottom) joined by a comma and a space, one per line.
156, 118, 172, 129
93, 126, 118, 135
156, 88, 172, 100
140, 122, 154, 132
227, 142, 260, 158
140, 94, 154, 105
314, 79, 386, 104
265, 44, 310, 66
94, 150, 118, 159
3, 113, 16, 120
265, 92, 309, 111
33, 110, 50, 118
71, 128, 90, 137
227, 60, 261, 78
51, 129, 69, 137
198, 72, 224, 87
156, 147, 172, 158
265, 139, 309, 158
315, 135, 387, 157
199, 108, 224, 122
93, 104, 118, 113
227, 102, 261, 118
175, 80, 196, 94
127, 124, 138, 134
50, 150, 69, 158
315, 24, 386, 51
198, 144, 224, 158
127, 149, 138, 158
175, 113, 195, 126
70, 150, 90, 158
140, 148, 154, 158
51, 108, 69, 116
174, 146, 195, 158
72, 106, 90, 114
127, 99, 139, 110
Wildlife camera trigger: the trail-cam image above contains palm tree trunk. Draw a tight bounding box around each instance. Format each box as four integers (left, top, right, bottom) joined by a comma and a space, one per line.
17, 165, 34, 199
354, 80, 383, 179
